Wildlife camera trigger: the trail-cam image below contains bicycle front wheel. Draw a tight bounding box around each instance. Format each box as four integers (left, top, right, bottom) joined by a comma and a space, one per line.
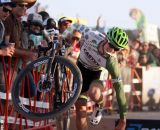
11, 56, 82, 120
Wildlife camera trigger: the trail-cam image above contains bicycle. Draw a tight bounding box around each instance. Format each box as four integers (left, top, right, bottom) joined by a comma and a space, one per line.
11, 31, 83, 120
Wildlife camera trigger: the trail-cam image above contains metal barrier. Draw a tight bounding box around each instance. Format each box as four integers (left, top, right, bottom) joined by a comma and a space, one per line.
129, 68, 142, 111
128, 67, 160, 111
0, 56, 55, 130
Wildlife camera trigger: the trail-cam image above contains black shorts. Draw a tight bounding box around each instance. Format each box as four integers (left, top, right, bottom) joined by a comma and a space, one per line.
77, 61, 102, 93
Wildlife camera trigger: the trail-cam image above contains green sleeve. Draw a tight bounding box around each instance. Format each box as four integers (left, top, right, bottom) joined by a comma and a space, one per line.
105, 56, 127, 119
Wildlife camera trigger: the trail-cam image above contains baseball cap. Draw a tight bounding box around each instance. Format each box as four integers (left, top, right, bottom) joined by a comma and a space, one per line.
27, 13, 44, 29
58, 17, 72, 25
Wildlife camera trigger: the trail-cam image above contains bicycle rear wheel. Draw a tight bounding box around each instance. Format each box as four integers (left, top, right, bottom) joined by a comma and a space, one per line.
11, 56, 82, 120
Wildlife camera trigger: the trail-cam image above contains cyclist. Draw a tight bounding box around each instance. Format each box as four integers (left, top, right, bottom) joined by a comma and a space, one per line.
62, 23, 128, 130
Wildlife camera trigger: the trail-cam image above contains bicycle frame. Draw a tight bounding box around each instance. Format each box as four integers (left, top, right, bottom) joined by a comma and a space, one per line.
45, 33, 59, 81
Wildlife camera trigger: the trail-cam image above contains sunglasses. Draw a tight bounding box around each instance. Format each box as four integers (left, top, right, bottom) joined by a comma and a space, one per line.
72, 36, 80, 42
108, 41, 120, 51
62, 22, 71, 27
3, 7, 12, 13
32, 22, 41, 27
17, 4, 27, 8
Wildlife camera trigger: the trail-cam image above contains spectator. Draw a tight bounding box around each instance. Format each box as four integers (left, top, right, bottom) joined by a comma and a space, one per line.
58, 16, 72, 34
46, 18, 57, 29
38, 10, 49, 22
128, 47, 139, 68
0, 1, 16, 123
3, 0, 38, 63
138, 43, 158, 69
1, 2, 38, 118
0, 0, 15, 56
26, 13, 48, 51
138, 54, 149, 66
57, 16, 72, 56
152, 48, 160, 65
43, 17, 58, 42
65, 29, 82, 63
55, 29, 82, 130
130, 39, 142, 51
152, 48, 160, 60
148, 42, 157, 53
0, 0, 15, 95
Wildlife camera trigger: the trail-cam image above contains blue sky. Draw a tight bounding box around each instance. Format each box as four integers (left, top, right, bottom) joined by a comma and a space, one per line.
33, 0, 160, 29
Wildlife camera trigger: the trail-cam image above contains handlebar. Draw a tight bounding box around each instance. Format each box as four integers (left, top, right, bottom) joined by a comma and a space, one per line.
37, 32, 60, 55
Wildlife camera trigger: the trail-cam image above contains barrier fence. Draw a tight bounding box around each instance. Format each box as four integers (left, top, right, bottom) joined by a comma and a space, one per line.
0, 57, 55, 130
1, 56, 159, 130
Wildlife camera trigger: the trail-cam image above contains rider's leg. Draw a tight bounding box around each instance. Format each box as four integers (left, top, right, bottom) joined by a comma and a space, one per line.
88, 80, 104, 125
88, 80, 104, 106
76, 61, 103, 128
75, 94, 88, 130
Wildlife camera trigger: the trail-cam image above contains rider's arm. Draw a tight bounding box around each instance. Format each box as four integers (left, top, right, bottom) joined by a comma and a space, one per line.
105, 56, 127, 119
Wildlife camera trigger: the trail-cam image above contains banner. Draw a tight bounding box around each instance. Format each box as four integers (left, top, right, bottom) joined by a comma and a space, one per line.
142, 67, 160, 105
141, 23, 159, 47
126, 119, 160, 130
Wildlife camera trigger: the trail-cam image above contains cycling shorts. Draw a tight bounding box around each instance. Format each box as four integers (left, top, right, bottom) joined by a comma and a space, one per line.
77, 61, 102, 94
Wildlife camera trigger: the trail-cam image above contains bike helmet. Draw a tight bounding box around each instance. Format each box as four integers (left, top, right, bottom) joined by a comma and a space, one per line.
107, 27, 128, 49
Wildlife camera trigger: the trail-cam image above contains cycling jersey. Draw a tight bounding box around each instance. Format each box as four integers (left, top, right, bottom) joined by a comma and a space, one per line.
62, 23, 127, 119
63, 23, 119, 74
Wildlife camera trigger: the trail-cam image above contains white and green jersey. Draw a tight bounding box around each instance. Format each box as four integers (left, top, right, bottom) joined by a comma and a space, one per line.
63, 23, 107, 70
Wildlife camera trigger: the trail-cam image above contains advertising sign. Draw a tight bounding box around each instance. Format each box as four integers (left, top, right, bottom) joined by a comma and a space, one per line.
142, 67, 160, 104
126, 119, 160, 130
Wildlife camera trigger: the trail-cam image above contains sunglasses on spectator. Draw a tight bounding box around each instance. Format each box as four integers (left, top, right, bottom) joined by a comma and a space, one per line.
108, 41, 120, 51
62, 22, 71, 27
31, 22, 44, 30
72, 36, 80, 42
32, 22, 41, 27
17, 4, 27, 8
3, 6, 12, 13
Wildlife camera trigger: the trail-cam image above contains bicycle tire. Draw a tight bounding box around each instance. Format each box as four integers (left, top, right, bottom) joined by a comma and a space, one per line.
11, 56, 82, 120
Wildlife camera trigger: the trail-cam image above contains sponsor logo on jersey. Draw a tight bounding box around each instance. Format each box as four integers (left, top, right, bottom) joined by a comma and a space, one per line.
84, 39, 98, 49
84, 48, 99, 66
79, 25, 85, 31
85, 34, 89, 40
85, 28, 90, 33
